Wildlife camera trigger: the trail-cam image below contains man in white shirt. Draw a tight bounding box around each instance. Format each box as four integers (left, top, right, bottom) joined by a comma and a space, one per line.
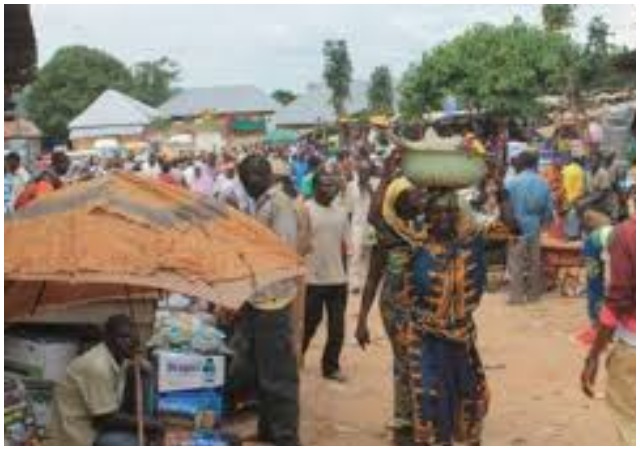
302, 167, 351, 382
349, 159, 379, 294
213, 155, 253, 212
182, 159, 197, 190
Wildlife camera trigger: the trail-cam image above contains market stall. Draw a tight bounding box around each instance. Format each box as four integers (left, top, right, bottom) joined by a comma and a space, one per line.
5, 172, 305, 445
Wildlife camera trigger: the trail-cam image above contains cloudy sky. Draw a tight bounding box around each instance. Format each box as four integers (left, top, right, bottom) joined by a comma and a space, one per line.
32, 4, 636, 93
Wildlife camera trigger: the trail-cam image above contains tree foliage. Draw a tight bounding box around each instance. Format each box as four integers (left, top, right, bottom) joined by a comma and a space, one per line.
25, 46, 181, 139
399, 21, 579, 119
542, 4, 576, 32
25, 46, 133, 139
130, 57, 180, 107
578, 17, 630, 92
577, 16, 609, 91
367, 66, 394, 115
271, 89, 297, 106
323, 40, 353, 118
585, 16, 610, 57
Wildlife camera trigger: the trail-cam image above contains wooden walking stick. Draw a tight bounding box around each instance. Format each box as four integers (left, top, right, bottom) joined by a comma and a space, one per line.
127, 290, 146, 446
134, 353, 145, 446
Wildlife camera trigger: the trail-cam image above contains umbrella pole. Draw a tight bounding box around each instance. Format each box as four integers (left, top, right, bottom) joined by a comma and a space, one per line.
126, 286, 146, 446
134, 355, 145, 446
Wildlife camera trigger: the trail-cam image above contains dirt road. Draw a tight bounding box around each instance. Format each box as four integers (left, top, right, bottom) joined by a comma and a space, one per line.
299, 291, 621, 446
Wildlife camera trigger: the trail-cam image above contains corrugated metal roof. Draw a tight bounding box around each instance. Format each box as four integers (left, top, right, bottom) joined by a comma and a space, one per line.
272, 81, 369, 127
69, 89, 159, 131
5, 172, 304, 318
159, 85, 279, 118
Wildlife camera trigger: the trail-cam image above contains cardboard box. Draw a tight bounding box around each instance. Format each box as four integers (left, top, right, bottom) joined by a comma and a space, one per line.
4, 337, 79, 382
156, 351, 225, 393
158, 388, 224, 427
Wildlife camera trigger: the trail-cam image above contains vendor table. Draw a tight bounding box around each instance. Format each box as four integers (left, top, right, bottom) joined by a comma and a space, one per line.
541, 235, 585, 297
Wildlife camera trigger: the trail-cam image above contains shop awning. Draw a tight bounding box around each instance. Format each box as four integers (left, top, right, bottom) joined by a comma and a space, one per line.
264, 129, 299, 145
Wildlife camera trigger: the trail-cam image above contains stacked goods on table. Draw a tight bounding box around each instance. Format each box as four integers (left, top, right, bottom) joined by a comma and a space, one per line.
149, 309, 230, 355
150, 296, 238, 445
4, 328, 88, 443
5, 376, 38, 446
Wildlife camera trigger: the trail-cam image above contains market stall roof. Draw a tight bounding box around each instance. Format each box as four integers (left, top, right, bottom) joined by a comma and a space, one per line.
5, 172, 304, 320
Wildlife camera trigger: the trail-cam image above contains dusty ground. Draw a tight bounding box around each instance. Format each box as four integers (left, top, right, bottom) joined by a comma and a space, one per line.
299, 290, 621, 446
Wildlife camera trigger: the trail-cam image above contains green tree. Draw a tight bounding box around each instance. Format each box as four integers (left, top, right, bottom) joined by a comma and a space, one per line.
323, 40, 353, 118
585, 16, 610, 58
398, 61, 441, 120
541, 5, 580, 107
542, 4, 576, 32
399, 21, 579, 119
367, 65, 394, 115
271, 89, 297, 106
130, 57, 180, 107
579, 16, 629, 92
578, 16, 610, 90
25, 46, 133, 139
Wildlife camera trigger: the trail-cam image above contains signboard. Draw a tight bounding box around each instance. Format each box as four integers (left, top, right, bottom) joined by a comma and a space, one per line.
157, 351, 225, 393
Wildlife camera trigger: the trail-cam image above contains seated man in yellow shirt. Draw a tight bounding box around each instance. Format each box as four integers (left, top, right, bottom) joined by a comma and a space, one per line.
46, 315, 163, 446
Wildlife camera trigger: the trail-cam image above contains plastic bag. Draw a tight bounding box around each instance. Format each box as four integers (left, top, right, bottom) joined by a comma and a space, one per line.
149, 311, 232, 355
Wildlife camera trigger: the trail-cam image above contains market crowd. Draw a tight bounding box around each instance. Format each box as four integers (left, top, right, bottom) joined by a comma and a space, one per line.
4, 114, 636, 446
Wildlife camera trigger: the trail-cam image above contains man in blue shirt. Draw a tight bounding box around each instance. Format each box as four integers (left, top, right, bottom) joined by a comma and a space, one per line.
505, 151, 555, 304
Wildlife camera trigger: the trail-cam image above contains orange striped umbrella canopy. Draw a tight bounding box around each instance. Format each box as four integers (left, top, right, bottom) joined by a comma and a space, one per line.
5, 172, 304, 320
